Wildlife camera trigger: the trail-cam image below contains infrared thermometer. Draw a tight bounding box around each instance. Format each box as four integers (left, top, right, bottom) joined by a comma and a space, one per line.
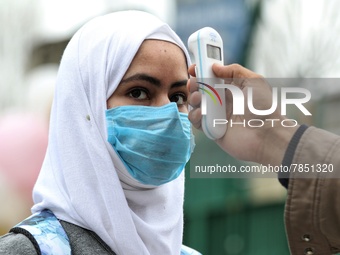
188, 27, 227, 140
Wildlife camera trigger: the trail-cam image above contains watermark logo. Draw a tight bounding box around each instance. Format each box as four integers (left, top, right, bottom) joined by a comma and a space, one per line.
197, 81, 223, 107
197, 80, 312, 128
201, 83, 312, 116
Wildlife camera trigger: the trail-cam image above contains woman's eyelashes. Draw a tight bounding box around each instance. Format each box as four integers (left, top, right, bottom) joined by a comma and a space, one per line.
127, 87, 149, 100
126, 86, 188, 106
170, 93, 187, 106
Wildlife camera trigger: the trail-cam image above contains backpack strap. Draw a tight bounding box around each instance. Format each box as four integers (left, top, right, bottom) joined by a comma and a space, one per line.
10, 209, 71, 255
10, 210, 200, 255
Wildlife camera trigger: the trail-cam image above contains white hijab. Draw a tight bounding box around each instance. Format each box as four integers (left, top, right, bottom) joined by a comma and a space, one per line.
32, 10, 191, 255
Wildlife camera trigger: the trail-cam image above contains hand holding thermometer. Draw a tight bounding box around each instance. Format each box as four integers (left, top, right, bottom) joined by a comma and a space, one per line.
188, 27, 227, 140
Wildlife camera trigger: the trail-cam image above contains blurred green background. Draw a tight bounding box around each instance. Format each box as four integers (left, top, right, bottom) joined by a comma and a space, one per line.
183, 132, 289, 255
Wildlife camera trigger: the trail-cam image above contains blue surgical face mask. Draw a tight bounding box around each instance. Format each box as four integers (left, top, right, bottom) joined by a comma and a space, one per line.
105, 103, 193, 186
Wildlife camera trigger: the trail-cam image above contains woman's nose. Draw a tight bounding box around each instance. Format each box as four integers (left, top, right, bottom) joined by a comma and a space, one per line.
152, 95, 171, 107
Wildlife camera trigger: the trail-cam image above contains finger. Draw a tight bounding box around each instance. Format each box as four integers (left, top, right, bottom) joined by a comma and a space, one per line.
188, 91, 201, 108
224, 88, 233, 118
188, 64, 196, 77
187, 77, 199, 94
188, 107, 202, 130
212, 63, 261, 79
212, 63, 262, 89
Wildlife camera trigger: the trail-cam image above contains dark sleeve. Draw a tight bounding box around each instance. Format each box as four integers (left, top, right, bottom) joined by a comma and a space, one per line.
0, 233, 37, 255
279, 124, 309, 188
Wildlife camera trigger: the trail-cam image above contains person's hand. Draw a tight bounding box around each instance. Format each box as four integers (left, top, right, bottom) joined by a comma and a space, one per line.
188, 63, 299, 165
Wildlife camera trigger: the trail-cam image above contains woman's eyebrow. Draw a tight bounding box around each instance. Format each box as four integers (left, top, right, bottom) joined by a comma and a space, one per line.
120, 73, 161, 87
120, 73, 188, 88
171, 80, 188, 88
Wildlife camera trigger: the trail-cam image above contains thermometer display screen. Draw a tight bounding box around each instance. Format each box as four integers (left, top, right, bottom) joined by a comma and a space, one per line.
207, 44, 221, 60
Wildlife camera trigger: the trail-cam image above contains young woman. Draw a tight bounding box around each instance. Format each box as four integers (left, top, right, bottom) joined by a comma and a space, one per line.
0, 10, 197, 255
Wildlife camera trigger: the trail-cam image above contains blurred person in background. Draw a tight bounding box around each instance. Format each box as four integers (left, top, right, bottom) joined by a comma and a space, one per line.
0, 65, 55, 236
0, 10, 200, 255
0, 112, 48, 235
0, 0, 56, 235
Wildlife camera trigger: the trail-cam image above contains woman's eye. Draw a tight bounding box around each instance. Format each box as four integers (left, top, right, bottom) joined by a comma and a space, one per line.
170, 93, 187, 105
128, 88, 148, 100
